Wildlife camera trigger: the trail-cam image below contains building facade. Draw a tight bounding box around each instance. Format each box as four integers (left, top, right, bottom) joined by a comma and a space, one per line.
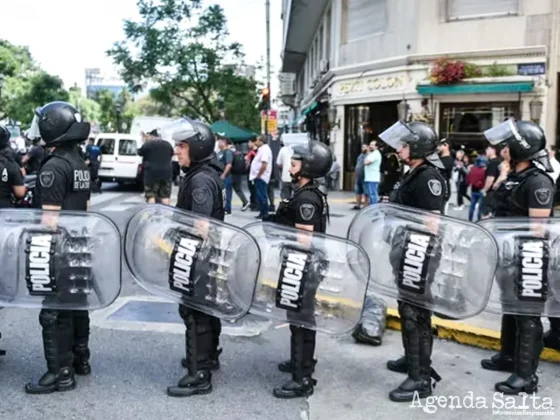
280, 0, 560, 190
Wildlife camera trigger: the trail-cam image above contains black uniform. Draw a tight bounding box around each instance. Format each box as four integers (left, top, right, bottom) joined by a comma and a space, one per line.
386, 163, 446, 400
24, 101, 93, 395
165, 118, 226, 398
271, 140, 331, 399
481, 166, 554, 392
0, 146, 24, 208
480, 119, 554, 395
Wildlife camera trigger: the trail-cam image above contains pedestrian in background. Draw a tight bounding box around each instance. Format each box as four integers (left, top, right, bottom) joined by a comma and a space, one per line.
276, 140, 294, 199
363, 140, 382, 206
246, 139, 258, 210
217, 136, 234, 214
352, 144, 368, 209
137, 129, 174, 205
249, 135, 272, 219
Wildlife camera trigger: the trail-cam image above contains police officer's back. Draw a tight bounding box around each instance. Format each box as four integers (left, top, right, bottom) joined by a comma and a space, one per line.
162, 118, 225, 398
0, 125, 26, 208
25, 102, 92, 395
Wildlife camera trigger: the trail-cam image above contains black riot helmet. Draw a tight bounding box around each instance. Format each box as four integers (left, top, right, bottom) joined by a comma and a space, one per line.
29, 102, 91, 146
160, 118, 215, 163
291, 140, 333, 180
483, 118, 552, 171
378, 120, 444, 169
0, 124, 10, 149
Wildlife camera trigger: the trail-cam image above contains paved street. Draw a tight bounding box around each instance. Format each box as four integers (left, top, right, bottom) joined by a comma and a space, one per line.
1, 183, 559, 420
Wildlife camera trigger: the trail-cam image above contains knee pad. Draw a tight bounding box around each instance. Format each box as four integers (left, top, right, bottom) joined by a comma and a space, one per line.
39, 310, 58, 328
518, 316, 543, 334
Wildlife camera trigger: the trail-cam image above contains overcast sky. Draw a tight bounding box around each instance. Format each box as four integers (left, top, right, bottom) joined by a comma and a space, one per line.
0, 0, 281, 94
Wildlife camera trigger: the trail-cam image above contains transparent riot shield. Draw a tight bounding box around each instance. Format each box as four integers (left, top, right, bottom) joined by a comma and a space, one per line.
478, 218, 560, 316
0, 209, 121, 310
124, 205, 261, 321
243, 222, 370, 335
347, 203, 498, 319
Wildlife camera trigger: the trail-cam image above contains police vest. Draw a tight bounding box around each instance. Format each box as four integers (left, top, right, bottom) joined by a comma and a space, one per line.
34, 151, 90, 211
389, 164, 447, 213
493, 167, 553, 217
274, 183, 328, 233
177, 163, 225, 221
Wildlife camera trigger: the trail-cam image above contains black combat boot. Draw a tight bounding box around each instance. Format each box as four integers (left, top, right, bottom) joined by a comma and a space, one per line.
273, 328, 316, 399
278, 326, 317, 373
481, 314, 515, 372
495, 316, 542, 395
26, 310, 76, 394
389, 305, 439, 402
543, 317, 560, 351
168, 310, 213, 397
72, 310, 91, 376
180, 315, 222, 370
387, 327, 408, 373
0, 331, 5, 356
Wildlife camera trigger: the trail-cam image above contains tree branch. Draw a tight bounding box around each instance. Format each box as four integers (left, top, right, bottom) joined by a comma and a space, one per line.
172, 91, 211, 122
191, 57, 217, 121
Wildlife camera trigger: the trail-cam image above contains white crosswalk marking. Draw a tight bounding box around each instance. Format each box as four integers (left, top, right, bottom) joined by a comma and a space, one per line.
90, 193, 121, 206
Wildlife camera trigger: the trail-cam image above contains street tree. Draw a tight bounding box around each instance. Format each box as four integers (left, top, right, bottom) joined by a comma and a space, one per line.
108, 0, 260, 132
68, 86, 102, 123
94, 89, 138, 132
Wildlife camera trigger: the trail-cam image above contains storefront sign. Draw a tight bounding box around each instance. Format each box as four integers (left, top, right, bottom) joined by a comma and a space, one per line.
261, 110, 278, 135
336, 75, 406, 96
518, 63, 546, 76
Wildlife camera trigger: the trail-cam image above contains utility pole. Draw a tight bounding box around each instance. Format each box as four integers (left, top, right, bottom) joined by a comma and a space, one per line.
264, 0, 271, 137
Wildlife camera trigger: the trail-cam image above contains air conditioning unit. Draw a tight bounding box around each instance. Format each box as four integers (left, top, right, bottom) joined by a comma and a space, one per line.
320, 59, 329, 74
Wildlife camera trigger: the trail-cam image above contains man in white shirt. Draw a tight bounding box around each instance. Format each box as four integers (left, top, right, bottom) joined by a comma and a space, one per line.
363, 141, 382, 205
249, 135, 273, 219
276, 142, 294, 199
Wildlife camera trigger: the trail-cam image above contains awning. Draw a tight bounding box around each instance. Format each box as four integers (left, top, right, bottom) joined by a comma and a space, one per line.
417, 82, 535, 96
302, 101, 319, 115
211, 120, 257, 143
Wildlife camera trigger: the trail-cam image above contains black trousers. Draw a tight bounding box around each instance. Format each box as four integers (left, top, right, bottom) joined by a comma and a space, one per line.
232, 175, 248, 206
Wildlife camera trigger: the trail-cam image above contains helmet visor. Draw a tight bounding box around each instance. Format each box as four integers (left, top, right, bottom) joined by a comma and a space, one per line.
378, 121, 415, 150
483, 118, 520, 146
27, 114, 42, 141
159, 118, 198, 145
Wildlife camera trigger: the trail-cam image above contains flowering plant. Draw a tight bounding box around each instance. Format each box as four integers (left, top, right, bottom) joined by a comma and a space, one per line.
429, 57, 466, 84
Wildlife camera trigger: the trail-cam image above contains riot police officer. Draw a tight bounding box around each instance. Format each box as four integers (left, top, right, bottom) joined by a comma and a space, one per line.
270, 140, 332, 399
379, 121, 446, 402
164, 118, 225, 397
25, 102, 92, 394
480, 119, 554, 394
0, 124, 26, 208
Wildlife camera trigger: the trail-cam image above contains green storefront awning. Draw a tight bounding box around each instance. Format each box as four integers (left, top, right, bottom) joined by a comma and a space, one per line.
417, 82, 535, 95
302, 101, 319, 115
211, 120, 257, 143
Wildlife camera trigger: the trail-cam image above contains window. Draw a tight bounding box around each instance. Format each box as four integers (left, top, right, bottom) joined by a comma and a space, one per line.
118, 139, 138, 156
439, 103, 519, 150
97, 138, 115, 155
346, 0, 386, 42
447, 0, 519, 21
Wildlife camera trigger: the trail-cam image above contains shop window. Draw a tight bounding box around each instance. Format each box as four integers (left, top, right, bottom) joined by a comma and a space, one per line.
439, 103, 518, 151
345, 0, 387, 42
447, 0, 519, 21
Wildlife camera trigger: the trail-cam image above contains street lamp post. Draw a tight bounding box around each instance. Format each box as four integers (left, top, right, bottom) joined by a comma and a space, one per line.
115, 103, 122, 133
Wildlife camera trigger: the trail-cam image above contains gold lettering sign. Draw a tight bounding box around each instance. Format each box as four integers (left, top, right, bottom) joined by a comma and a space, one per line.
336, 75, 405, 96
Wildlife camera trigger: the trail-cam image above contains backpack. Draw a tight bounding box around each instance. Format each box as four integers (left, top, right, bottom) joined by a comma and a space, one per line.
466, 166, 486, 189
231, 150, 247, 175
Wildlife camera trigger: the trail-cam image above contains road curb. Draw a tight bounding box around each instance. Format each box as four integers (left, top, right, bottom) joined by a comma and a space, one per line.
386, 308, 560, 363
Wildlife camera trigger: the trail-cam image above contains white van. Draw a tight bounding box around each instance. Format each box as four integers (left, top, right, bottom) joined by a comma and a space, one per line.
96, 133, 143, 187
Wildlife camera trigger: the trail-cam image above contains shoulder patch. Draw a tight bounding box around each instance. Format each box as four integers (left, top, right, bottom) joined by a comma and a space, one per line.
39, 171, 55, 188
427, 179, 442, 196
192, 187, 207, 205
1, 168, 7, 182
299, 203, 315, 221
535, 187, 552, 206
